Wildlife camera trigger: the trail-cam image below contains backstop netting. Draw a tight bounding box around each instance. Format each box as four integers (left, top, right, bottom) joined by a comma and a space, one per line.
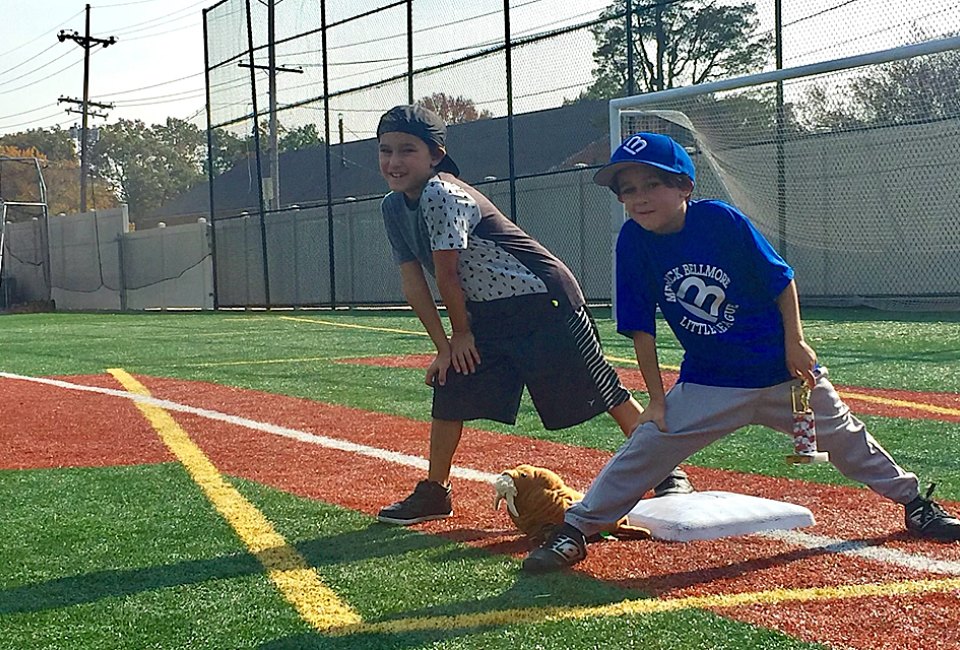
612, 37, 960, 310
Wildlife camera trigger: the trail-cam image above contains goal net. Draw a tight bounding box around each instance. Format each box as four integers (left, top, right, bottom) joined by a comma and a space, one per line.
611, 36, 960, 310
0, 157, 52, 308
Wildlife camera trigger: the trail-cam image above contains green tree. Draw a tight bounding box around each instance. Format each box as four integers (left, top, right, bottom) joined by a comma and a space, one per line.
0, 127, 76, 162
418, 93, 493, 124
209, 127, 249, 175
797, 44, 960, 131
279, 123, 321, 151
91, 118, 206, 218
581, 0, 770, 99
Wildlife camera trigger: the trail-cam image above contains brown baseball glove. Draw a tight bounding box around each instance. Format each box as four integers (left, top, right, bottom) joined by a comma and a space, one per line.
493, 464, 650, 543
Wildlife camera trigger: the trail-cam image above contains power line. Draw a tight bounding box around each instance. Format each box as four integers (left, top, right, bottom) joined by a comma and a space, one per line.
0, 51, 92, 95
0, 110, 72, 131
111, 13, 200, 41
0, 49, 80, 88
0, 43, 61, 78
0, 8, 85, 59
0, 103, 56, 122
106, 0, 207, 35
97, 71, 204, 97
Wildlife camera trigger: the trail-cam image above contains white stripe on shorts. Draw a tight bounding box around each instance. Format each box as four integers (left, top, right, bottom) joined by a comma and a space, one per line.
567, 307, 630, 409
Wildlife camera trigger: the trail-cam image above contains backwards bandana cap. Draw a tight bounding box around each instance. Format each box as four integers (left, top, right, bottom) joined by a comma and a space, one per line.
377, 104, 461, 177
593, 132, 695, 190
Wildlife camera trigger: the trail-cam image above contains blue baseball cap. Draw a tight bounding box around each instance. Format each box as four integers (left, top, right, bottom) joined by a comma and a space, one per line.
593, 132, 695, 190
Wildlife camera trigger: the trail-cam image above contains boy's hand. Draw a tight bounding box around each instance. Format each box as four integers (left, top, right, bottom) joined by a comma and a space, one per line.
785, 338, 817, 388
426, 347, 453, 386
449, 331, 481, 375
638, 399, 667, 432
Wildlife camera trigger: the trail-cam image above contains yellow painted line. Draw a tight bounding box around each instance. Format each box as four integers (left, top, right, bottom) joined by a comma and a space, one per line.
330, 575, 960, 636
604, 353, 680, 372
281, 315, 428, 336
842, 391, 960, 418
107, 367, 362, 632
604, 354, 958, 416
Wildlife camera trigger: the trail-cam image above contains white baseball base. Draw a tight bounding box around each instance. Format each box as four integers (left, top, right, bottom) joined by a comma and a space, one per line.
624, 491, 815, 542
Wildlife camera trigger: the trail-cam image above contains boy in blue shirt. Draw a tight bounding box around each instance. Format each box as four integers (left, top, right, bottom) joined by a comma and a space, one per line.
523, 132, 960, 572
375, 107, 691, 525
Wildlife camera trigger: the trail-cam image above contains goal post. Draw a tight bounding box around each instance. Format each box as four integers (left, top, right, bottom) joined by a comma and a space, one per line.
608, 35, 960, 311
0, 157, 52, 308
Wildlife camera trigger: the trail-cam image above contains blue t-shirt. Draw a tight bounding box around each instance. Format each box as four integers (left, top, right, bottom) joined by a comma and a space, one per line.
616, 199, 795, 388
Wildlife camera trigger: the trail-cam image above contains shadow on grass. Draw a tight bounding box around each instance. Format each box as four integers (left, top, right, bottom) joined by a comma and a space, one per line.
0, 552, 262, 614
257, 569, 643, 650
0, 521, 596, 617
2, 516, 900, 641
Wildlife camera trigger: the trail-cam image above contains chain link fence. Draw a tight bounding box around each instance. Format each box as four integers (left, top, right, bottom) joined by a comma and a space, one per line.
203, 0, 960, 308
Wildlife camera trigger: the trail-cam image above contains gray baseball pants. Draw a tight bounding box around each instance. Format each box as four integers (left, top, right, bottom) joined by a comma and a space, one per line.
565, 368, 920, 538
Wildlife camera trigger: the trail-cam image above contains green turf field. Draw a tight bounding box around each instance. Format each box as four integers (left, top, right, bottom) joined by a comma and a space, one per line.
1, 307, 958, 649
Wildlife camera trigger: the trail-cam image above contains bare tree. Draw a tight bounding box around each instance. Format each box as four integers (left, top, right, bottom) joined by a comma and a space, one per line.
418, 93, 493, 124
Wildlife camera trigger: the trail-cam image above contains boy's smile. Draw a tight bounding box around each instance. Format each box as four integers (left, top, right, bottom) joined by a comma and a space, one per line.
615, 165, 691, 235
378, 132, 446, 201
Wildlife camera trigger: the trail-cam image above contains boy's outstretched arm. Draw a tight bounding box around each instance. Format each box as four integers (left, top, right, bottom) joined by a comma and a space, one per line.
399, 261, 453, 386
433, 249, 481, 376
777, 279, 818, 388
632, 331, 668, 431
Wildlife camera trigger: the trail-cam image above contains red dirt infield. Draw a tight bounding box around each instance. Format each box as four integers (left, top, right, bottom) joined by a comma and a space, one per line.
2, 369, 960, 649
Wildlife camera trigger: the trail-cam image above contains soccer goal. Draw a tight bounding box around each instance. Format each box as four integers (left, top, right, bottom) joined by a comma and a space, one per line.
0, 157, 52, 309
609, 35, 960, 310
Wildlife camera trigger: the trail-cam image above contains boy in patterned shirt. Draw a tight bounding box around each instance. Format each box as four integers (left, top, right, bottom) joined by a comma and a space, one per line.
376, 105, 692, 525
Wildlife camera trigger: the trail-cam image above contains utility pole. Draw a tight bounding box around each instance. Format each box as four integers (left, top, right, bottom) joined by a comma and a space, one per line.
239, 0, 302, 211
58, 4, 117, 213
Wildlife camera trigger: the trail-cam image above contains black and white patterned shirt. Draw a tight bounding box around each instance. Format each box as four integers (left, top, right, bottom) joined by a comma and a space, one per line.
381, 173, 584, 309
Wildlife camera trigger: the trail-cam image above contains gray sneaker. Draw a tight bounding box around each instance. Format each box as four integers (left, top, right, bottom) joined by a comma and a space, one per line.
522, 523, 587, 573
377, 480, 453, 525
905, 484, 960, 542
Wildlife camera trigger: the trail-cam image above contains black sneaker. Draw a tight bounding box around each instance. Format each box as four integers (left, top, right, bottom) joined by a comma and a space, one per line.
377, 480, 453, 525
905, 483, 960, 542
653, 468, 695, 497
521, 523, 587, 573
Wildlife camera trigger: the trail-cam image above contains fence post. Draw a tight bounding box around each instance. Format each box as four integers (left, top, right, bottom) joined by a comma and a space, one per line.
116, 232, 127, 311
502, 0, 517, 224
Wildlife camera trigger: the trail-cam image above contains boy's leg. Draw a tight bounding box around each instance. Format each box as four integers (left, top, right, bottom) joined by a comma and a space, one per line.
753, 372, 960, 541
607, 395, 644, 436
529, 305, 692, 495
377, 419, 460, 525
380, 339, 523, 526
428, 418, 463, 486
523, 382, 754, 572
753, 371, 919, 504
576, 383, 753, 537
608, 398, 693, 496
